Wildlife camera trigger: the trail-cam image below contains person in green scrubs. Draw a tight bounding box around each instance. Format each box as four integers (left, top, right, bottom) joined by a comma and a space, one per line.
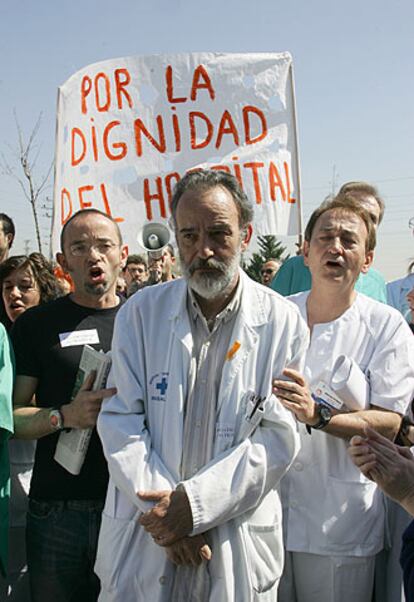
0, 323, 14, 578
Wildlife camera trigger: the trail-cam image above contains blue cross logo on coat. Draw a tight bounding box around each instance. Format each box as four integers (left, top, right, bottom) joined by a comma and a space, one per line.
156, 376, 168, 396
149, 372, 169, 402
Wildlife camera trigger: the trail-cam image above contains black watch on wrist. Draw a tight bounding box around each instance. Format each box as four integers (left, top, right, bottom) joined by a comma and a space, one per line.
306, 404, 332, 434
395, 415, 414, 446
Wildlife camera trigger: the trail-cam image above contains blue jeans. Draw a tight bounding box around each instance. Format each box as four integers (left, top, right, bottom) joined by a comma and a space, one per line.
26, 499, 104, 602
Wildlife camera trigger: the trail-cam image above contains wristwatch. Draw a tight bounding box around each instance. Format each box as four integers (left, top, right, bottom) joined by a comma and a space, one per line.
395, 415, 414, 446
49, 408, 65, 431
306, 404, 332, 434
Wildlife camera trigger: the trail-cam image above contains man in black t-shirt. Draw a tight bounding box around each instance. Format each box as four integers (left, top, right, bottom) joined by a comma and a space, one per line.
11, 209, 127, 602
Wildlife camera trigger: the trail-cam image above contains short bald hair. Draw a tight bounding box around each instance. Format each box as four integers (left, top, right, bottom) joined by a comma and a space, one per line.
60, 209, 122, 250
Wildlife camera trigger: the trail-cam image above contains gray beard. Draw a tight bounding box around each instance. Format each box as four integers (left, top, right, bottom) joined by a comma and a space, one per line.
181, 248, 241, 300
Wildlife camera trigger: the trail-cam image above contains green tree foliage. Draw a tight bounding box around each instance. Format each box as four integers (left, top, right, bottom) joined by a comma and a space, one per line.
243, 235, 289, 282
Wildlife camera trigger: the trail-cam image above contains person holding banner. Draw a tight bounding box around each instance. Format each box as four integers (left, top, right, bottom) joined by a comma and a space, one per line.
96, 169, 308, 601
272, 194, 414, 602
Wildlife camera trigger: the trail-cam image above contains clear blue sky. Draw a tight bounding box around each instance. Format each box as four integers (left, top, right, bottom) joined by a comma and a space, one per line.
1, 0, 413, 279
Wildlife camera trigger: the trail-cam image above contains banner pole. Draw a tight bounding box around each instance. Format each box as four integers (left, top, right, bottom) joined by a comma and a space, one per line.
289, 61, 304, 249
51, 87, 61, 259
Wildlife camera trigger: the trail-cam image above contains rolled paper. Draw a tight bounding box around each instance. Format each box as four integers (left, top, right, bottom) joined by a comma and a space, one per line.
330, 355, 370, 410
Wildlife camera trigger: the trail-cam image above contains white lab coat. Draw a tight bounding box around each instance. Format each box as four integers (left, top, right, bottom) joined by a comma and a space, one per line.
96, 270, 308, 602
283, 292, 414, 557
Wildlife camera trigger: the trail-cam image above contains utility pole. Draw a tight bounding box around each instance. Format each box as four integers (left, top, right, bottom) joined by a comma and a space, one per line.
330, 165, 339, 195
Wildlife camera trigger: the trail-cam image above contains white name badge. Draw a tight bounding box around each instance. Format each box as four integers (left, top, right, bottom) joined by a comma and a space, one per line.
312, 381, 344, 411
59, 329, 100, 348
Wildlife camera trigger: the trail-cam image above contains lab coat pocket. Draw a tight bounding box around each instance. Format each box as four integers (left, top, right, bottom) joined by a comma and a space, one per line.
95, 513, 139, 592
244, 522, 282, 594
325, 476, 381, 550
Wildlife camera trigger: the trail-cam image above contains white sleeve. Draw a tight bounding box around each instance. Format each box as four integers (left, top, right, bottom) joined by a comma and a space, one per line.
182, 397, 300, 535
97, 302, 177, 512
368, 314, 414, 415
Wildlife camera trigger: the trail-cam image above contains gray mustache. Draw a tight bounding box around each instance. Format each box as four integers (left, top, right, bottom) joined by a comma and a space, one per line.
188, 258, 226, 275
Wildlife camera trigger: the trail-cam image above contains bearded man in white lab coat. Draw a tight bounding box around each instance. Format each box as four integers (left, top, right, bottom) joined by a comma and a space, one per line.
95, 169, 309, 602
273, 195, 414, 602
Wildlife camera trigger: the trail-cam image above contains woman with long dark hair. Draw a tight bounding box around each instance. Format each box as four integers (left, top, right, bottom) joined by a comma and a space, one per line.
0, 254, 64, 601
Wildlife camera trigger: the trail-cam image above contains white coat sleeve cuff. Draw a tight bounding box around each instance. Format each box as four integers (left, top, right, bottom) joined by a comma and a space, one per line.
179, 481, 203, 535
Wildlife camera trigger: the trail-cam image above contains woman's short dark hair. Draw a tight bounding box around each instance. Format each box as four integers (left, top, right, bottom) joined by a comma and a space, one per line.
0, 253, 65, 304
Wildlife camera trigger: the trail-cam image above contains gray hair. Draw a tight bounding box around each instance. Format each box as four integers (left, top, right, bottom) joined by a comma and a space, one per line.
170, 169, 254, 229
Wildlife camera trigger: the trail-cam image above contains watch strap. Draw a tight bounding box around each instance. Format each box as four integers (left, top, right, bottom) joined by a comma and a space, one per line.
306, 404, 332, 434
49, 408, 64, 431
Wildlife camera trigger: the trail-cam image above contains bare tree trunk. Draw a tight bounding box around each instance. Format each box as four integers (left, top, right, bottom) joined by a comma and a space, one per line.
1, 111, 53, 254
30, 200, 43, 254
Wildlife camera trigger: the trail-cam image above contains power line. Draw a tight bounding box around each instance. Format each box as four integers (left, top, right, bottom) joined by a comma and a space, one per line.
302, 176, 414, 192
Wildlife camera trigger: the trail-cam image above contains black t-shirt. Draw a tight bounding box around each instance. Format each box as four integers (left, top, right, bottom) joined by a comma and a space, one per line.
11, 294, 123, 501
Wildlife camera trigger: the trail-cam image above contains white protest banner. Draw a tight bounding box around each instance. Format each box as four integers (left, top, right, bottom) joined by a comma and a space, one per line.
52, 52, 302, 254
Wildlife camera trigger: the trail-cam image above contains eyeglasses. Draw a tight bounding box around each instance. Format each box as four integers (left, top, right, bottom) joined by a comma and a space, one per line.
69, 241, 119, 257
261, 269, 275, 275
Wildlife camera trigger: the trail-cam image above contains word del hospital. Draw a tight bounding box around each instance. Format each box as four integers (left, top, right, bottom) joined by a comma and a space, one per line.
60, 157, 296, 225
59, 64, 295, 224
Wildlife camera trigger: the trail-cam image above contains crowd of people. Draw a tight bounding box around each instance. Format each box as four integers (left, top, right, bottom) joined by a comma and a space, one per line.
0, 171, 413, 602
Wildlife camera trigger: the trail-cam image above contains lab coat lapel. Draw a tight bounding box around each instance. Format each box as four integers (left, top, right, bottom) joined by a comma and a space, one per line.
168, 278, 193, 356
217, 271, 267, 414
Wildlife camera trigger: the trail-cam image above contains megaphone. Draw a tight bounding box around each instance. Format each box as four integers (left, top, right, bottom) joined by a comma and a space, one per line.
137, 222, 171, 259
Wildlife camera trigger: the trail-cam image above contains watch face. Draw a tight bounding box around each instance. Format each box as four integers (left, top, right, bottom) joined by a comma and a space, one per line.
50, 414, 60, 429
49, 409, 63, 430
320, 406, 332, 421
